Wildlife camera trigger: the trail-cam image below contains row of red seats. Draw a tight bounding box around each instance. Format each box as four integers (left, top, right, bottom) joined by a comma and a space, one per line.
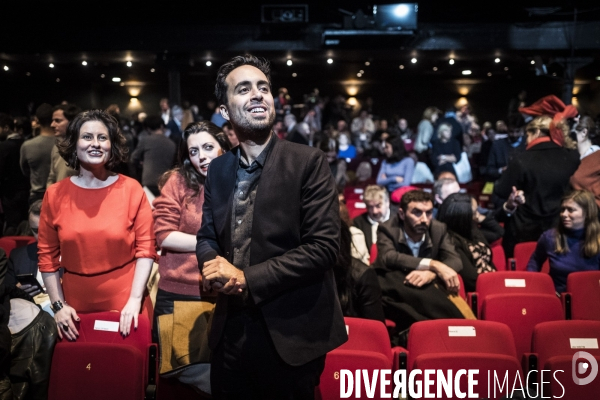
317, 317, 600, 400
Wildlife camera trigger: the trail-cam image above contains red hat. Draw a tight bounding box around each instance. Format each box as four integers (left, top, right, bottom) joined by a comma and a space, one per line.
519, 95, 578, 147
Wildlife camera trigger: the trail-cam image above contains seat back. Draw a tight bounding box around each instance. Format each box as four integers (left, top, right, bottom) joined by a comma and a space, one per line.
540, 354, 600, 399
473, 271, 556, 317
0, 235, 36, 257
510, 241, 537, 271
407, 319, 518, 369
344, 186, 364, 201
346, 200, 367, 220
490, 239, 506, 271
566, 271, 600, 321
481, 294, 564, 360
341, 317, 392, 365
369, 243, 377, 265
316, 350, 391, 400
48, 312, 155, 400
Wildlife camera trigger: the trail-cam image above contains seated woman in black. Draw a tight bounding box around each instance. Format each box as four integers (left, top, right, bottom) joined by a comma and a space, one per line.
438, 192, 496, 292
334, 219, 385, 324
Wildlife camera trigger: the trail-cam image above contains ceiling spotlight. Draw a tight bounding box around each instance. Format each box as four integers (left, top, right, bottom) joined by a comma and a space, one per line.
327, 58, 333, 64
357, 73, 362, 77
494, 58, 500, 63
120, 82, 125, 86
449, 59, 455, 65
286, 59, 293, 66
553, 73, 557, 76
411, 58, 417, 64
399, 65, 405, 69
56, 78, 60, 82
504, 67, 509, 71
596, 76, 600, 80
150, 68, 155, 73
26, 72, 31, 76
462, 70, 472, 75
82, 61, 88, 66
487, 72, 492, 76
206, 61, 212, 67
531, 60, 536, 64
112, 77, 121, 82
433, 67, 438, 71
3, 66, 8, 71
292, 72, 297, 77
49, 63, 55, 68
100, 74, 105, 78
126, 61, 132, 67
359, 70, 364, 74
365, 61, 370, 66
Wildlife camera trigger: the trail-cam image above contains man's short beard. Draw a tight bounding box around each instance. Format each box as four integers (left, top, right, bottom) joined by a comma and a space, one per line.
233, 113, 276, 145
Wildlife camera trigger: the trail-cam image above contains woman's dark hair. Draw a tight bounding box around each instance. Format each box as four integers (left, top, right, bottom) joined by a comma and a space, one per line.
438, 192, 475, 241
158, 121, 230, 195
215, 54, 271, 106
555, 190, 600, 258
334, 218, 355, 316
384, 135, 408, 163
58, 109, 128, 171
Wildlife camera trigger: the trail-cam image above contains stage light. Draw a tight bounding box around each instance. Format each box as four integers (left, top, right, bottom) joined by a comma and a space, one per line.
327, 58, 333, 64
100, 74, 105, 78
49, 63, 55, 68
433, 67, 438, 71
126, 61, 132, 67
399, 65, 404, 69
150, 68, 155, 72
287, 59, 293, 66
292, 73, 297, 77
504, 67, 509, 71
531, 60, 535, 64
56, 78, 60, 82
411, 58, 417, 63
365, 61, 370, 66
112, 77, 121, 82
82, 61, 88, 66
449, 59, 455, 65
487, 72, 492, 76
206, 61, 212, 66
3, 66, 8, 71
494, 58, 500, 63
462, 70, 472, 75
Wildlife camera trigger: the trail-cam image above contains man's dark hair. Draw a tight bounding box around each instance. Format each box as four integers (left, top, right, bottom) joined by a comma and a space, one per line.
215, 54, 272, 107
53, 103, 82, 121
35, 103, 54, 127
58, 109, 128, 170
29, 199, 43, 217
400, 190, 434, 212
144, 115, 164, 131
0, 113, 14, 131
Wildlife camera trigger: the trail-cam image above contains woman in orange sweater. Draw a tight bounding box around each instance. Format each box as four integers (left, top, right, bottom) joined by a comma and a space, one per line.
39, 110, 158, 340
152, 121, 230, 334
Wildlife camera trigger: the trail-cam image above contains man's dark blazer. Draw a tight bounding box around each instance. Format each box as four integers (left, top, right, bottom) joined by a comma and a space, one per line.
196, 137, 347, 367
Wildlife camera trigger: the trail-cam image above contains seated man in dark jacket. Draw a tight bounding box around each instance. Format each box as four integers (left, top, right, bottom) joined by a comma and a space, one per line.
374, 189, 472, 334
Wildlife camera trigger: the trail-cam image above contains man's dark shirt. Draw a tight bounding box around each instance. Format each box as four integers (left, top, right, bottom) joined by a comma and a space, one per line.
229, 135, 276, 306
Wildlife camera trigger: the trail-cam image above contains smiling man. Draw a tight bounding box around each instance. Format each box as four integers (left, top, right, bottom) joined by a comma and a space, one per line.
196, 55, 347, 399
374, 189, 469, 336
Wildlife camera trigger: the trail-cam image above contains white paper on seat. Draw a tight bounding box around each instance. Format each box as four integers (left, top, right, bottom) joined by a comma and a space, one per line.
448, 326, 476, 337
354, 188, 364, 194
355, 202, 367, 209
570, 338, 599, 349
94, 320, 119, 332
505, 279, 526, 287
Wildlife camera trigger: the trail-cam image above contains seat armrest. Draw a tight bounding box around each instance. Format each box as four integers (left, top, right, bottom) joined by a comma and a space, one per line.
392, 348, 408, 371
561, 292, 572, 320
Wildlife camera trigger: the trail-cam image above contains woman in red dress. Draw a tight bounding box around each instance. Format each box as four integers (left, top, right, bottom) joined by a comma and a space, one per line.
39, 110, 158, 340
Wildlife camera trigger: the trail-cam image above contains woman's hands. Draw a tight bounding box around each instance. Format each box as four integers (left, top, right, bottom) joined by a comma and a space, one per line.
54, 305, 80, 341
120, 297, 142, 336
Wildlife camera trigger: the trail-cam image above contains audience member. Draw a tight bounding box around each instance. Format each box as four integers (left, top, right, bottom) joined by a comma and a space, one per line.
337, 132, 357, 159
131, 115, 177, 196
494, 109, 580, 257
431, 123, 461, 179
573, 116, 599, 159
222, 121, 239, 147
20, 104, 55, 204
39, 110, 158, 339
152, 121, 230, 341
46, 103, 81, 187
482, 123, 525, 182
527, 190, 600, 293
414, 106, 440, 155
0, 114, 29, 234
160, 98, 183, 143
376, 136, 415, 193
318, 138, 347, 188
375, 190, 473, 334
570, 150, 600, 209
350, 110, 375, 153
438, 193, 496, 292
334, 219, 385, 323
353, 185, 391, 251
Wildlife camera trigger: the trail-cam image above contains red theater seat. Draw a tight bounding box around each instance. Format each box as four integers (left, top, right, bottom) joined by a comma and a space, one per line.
0, 235, 36, 257
481, 293, 564, 361
469, 271, 556, 317
406, 319, 522, 400
563, 271, 600, 321
530, 320, 600, 399
490, 239, 507, 271
508, 241, 537, 271
48, 311, 157, 400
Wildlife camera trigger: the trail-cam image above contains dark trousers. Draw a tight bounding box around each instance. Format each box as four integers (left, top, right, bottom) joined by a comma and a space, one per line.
211, 307, 325, 400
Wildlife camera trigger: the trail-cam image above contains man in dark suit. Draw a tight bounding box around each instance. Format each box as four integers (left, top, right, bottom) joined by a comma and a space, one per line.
353, 185, 391, 251
196, 54, 347, 399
